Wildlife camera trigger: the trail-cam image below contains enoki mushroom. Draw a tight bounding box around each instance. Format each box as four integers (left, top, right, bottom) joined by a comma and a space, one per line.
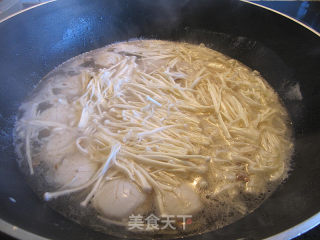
15, 40, 293, 223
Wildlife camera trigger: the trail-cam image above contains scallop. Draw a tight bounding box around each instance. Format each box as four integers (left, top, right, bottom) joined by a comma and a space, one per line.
41, 129, 76, 166
53, 153, 98, 188
38, 103, 76, 125
158, 183, 203, 216
57, 74, 82, 97
94, 52, 122, 67
93, 179, 146, 220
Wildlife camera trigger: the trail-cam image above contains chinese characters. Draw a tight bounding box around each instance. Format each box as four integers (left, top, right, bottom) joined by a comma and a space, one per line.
128, 214, 192, 231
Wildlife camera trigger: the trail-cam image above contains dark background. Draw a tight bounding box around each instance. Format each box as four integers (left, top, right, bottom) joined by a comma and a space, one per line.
250, 2, 320, 239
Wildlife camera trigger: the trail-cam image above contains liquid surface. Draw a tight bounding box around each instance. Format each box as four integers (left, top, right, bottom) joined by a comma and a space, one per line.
14, 40, 293, 238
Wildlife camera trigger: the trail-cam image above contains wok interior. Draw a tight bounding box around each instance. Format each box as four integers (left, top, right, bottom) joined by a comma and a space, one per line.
0, 0, 319, 239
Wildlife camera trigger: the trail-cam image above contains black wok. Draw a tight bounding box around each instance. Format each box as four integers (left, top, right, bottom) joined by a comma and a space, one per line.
0, 0, 319, 239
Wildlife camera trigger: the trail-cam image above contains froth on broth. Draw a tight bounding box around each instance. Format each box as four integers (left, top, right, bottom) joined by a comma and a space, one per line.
14, 40, 293, 237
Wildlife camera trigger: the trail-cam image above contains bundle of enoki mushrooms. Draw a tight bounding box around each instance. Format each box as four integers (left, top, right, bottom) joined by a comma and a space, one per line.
18, 41, 292, 210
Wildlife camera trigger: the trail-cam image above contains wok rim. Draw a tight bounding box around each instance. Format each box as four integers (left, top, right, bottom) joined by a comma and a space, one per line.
0, 0, 319, 239
1, 212, 320, 240
240, 0, 320, 37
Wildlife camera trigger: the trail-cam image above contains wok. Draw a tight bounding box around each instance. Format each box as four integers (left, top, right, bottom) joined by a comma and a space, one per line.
0, 0, 319, 239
